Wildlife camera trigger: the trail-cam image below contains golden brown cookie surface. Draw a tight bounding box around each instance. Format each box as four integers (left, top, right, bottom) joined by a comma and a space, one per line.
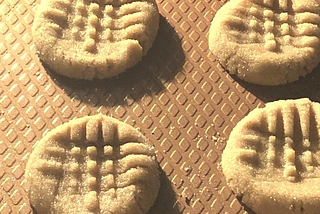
209, 0, 320, 85
222, 98, 320, 214
33, 0, 159, 80
25, 114, 160, 214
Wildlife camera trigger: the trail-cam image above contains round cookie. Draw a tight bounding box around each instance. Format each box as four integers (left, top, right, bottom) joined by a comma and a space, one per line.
32, 0, 159, 80
208, 0, 320, 85
25, 114, 160, 214
222, 98, 320, 214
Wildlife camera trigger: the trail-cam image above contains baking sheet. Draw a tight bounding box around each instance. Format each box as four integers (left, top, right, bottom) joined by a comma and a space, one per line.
3, 0, 320, 213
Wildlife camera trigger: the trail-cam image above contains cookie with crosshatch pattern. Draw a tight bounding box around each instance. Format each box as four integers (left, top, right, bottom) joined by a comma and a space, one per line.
25, 114, 160, 214
209, 0, 320, 85
222, 98, 320, 214
32, 0, 159, 80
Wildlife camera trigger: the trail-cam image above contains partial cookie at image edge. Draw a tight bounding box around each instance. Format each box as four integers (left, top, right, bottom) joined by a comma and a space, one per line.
32, 0, 160, 80
208, 0, 320, 86
222, 98, 320, 214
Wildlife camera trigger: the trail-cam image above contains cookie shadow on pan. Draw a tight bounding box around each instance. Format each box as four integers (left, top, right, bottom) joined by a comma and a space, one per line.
238, 198, 257, 214
148, 168, 181, 214
31, 205, 37, 214
229, 64, 320, 103
43, 16, 185, 107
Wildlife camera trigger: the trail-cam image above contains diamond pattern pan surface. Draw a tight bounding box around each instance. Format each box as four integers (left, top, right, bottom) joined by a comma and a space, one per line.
2, 0, 320, 213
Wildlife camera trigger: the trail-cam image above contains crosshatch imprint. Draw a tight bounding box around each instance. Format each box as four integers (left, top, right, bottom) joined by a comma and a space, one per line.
37, 142, 156, 211
224, 0, 320, 52
41, 0, 157, 54
33, 0, 159, 80
209, 0, 320, 85
27, 115, 160, 214
237, 99, 320, 182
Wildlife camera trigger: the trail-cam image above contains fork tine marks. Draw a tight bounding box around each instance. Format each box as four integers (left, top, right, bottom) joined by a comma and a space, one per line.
43, 8, 67, 22
267, 136, 276, 168
300, 37, 320, 47
115, 12, 148, 30
281, 102, 298, 181
264, 0, 274, 8
240, 134, 261, 149
279, 0, 288, 10
223, 15, 246, 31
37, 159, 63, 176
86, 118, 100, 143
117, 1, 146, 17
296, 99, 311, 147
296, 23, 320, 37
115, 24, 148, 42
282, 101, 295, 139
266, 104, 279, 136
238, 149, 258, 166
296, 100, 315, 173
283, 137, 297, 181
295, 12, 320, 24
71, 122, 85, 141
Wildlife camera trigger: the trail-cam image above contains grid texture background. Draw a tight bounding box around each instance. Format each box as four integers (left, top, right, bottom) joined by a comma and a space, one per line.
2, 0, 320, 213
